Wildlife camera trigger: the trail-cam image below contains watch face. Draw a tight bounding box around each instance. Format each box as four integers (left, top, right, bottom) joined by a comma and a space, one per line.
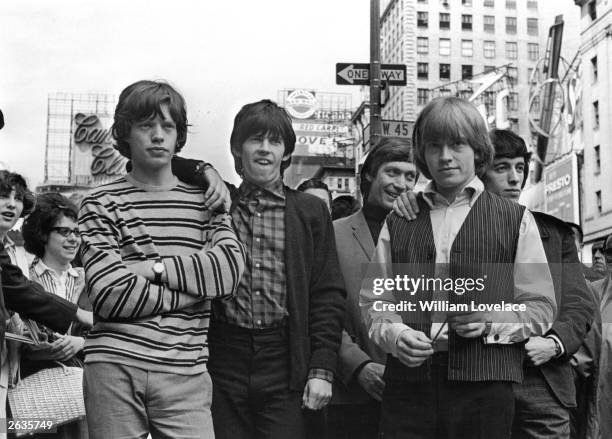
153, 262, 164, 274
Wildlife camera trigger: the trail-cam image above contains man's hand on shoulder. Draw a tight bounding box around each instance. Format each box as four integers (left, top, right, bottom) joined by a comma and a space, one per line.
392, 191, 419, 220
202, 166, 231, 212
356, 362, 385, 401
302, 378, 332, 410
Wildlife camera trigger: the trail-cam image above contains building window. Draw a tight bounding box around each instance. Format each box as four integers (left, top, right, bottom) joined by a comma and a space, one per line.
527, 67, 535, 83
484, 15, 495, 32
527, 0, 538, 9
506, 17, 517, 34
506, 0, 516, 9
507, 66, 518, 84
527, 18, 538, 36
509, 92, 519, 111
596, 190, 602, 214
531, 96, 540, 113
484, 0, 494, 6
462, 0, 472, 5
417, 62, 429, 79
588, 1, 597, 21
593, 101, 600, 128
461, 40, 473, 57
591, 56, 598, 82
417, 88, 429, 105
439, 38, 451, 56
440, 63, 451, 80
440, 13, 450, 29
462, 14, 473, 30
506, 42, 518, 59
417, 11, 429, 28
462, 65, 473, 79
595, 145, 601, 174
483, 40, 496, 58
528, 43, 539, 61
484, 65, 496, 73
417, 37, 429, 54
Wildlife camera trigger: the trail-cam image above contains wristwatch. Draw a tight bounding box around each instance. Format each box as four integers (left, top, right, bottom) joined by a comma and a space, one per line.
152, 260, 165, 284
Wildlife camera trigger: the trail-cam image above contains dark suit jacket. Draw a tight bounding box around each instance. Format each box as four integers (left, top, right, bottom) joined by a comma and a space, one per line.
533, 211, 596, 408
332, 211, 386, 404
229, 184, 346, 390
0, 243, 77, 343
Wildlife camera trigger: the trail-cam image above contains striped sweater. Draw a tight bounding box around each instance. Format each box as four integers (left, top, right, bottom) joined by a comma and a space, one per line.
78, 175, 245, 374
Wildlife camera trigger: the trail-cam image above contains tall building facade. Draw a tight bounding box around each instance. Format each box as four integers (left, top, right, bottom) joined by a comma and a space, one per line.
379, 0, 578, 143
574, 0, 612, 244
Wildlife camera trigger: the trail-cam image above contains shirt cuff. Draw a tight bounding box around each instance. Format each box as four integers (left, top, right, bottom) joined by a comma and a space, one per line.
308, 368, 334, 383
546, 334, 566, 357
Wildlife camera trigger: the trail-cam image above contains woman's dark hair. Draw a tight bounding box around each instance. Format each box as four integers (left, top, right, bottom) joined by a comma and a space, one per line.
22, 193, 78, 258
0, 170, 35, 216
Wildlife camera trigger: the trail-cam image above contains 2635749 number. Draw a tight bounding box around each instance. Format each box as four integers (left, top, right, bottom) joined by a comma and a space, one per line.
3, 418, 56, 433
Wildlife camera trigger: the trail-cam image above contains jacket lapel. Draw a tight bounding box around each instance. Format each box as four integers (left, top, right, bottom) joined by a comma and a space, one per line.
350, 211, 375, 261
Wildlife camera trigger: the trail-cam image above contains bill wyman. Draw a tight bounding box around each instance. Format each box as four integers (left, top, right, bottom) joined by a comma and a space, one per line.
372, 300, 527, 312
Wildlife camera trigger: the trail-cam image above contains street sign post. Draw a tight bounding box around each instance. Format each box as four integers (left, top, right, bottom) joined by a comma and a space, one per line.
362, 120, 413, 149
336, 63, 407, 86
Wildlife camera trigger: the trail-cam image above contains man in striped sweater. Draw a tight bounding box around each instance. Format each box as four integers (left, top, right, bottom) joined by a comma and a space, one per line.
78, 80, 245, 439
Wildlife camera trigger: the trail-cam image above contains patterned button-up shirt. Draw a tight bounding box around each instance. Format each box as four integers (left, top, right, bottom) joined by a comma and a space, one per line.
215, 179, 288, 329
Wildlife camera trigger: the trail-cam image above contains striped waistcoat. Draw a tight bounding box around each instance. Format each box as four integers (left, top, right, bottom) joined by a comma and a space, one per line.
386, 190, 526, 383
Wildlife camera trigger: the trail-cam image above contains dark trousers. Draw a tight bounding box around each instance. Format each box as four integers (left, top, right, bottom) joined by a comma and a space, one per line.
326, 400, 381, 439
208, 320, 305, 439
512, 367, 570, 439
379, 354, 515, 439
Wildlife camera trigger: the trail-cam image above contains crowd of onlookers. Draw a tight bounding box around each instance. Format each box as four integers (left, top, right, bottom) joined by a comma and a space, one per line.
0, 81, 610, 439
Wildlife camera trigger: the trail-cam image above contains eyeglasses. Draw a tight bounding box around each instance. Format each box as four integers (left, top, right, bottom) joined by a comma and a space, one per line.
49, 227, 81, 238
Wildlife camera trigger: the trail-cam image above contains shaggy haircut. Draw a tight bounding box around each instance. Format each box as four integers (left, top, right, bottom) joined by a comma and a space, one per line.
229, 99, 296, 176
360, 137, 414, 200
0, 170, 35, 217
489, 129, 532, 188
22, 192, 78, 259
412, 96, 494, 180
112, 80, 188, 159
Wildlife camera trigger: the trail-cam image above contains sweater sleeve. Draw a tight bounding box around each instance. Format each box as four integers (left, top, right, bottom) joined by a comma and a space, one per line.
162, 212, 246, 299
79, 195, 204, 321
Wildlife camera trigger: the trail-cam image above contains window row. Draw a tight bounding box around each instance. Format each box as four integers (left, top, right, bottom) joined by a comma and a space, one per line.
417, 0, 537, 7
416, 12, 538, 35
416, 38, 539, 61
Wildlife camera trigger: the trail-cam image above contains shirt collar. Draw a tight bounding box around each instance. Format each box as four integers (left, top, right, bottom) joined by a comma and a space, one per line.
239, 179, 286, 201
2, 235, 15, 250
32, 258, 79, 279
422, 176, 484, 209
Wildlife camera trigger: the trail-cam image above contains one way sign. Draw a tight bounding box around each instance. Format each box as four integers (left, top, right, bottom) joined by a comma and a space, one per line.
336, 63, 407, 86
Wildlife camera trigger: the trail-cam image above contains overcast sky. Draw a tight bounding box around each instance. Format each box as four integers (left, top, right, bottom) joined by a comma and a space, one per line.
0, 0, 370, 187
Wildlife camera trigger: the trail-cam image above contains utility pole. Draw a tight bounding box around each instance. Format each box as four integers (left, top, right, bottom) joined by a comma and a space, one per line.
370, 0, 381, 149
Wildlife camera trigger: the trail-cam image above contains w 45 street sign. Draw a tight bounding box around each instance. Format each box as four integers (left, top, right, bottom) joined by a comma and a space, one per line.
336, 63, 407, 86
